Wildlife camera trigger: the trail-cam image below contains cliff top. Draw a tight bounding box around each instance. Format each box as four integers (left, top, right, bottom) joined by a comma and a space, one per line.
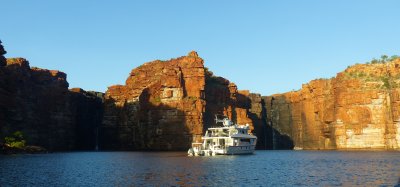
137, 51, 203, 68
0, 40, 6, 56
268, 55, 400, 97
6, 58, 30, 68
342, 57, 400, 78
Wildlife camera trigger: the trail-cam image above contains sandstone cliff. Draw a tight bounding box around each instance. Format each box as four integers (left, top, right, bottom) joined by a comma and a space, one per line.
0, 41, 103, 151
266, 58, 400, 150
69, 88, 104, 150
101, 51, 206, 150
0, 40, 267, 151
0, 40, 6, 67
6, 38, 398, 151
204, 70, 267, 149
101, 52, 267, 150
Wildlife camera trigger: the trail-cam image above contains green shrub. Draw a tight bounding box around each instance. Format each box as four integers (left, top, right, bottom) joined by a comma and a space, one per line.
381, 77, 390, 89
381, 55, 388, 63
4, 131, 26, 148
390, 55, 399, 61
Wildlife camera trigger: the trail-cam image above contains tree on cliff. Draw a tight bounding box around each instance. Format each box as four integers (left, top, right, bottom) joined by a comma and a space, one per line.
381, 55, 388, 63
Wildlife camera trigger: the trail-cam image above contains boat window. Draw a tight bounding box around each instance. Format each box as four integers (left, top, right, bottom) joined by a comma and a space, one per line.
241, 139, 250, 143
219, 139, 225, 146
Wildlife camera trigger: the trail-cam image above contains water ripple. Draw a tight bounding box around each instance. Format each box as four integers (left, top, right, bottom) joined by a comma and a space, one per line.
0, 151, 399, 186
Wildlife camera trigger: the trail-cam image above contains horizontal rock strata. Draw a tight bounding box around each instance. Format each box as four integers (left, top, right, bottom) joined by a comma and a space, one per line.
101, 51, 206, 150
266, 59, 400, 150
0, 41, 103, 151
101, 52, 267, 150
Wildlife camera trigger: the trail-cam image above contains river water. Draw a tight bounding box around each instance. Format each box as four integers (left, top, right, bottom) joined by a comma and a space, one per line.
1, 151, 399, 186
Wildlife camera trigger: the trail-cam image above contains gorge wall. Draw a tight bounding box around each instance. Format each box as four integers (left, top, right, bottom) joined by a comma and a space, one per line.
266, 59, 400, 150
100, 52, 267, 150
0, 40, 266, 151
204, 70, 267, 149
0, 41, 103, 151
101, 51, 206, 150
2, 39, 399, 151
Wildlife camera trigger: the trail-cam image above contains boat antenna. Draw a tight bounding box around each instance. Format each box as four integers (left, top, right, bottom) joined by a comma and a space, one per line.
215, 114, 224, 124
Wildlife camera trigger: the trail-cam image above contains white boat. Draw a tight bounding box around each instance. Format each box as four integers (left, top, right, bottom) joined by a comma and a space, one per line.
188, 115, 257, 156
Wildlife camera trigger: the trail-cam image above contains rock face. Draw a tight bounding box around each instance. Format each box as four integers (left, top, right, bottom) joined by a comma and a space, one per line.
69, 88, 104, 150
0, 41, 266, 151
101, 52, 268, 150
204, 70, 267, 149
0, 42, 103, 151
101, 51, 206, 150
266, 59, 400, 150
5, 39, 398, 151
0, 58, 73, 150
0, 40, 6, 67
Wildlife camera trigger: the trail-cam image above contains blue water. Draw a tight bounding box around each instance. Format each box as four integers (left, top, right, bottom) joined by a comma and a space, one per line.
1, 151, 399, 186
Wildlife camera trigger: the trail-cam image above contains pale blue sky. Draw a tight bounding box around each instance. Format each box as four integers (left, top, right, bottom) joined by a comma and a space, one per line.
1, 1, 399, 95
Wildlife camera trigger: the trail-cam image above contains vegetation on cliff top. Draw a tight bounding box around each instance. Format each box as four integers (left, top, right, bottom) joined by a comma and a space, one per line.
205, 67, 230, 87
349, 55, 400, 68
341, 54, 400, 89
367, 55, 399, 64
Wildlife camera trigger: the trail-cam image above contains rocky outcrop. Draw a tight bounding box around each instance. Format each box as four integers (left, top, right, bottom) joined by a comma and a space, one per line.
1, 143, 47, 154
0, 40, 6, 67
266, 59, 400, 150
0, 58, 74, 150
0, 42, 103, 151
101, 52, 268, 150
101, 51, 206, 150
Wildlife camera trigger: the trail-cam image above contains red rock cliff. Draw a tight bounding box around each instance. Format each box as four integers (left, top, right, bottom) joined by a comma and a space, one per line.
0, 41, 267, 151
101, 52, 268, 150
204, 70, 267, 149
0, 40, 6, 67
101, 51, 206, 150
265, 58, 400, 150
0, 42, 103, 151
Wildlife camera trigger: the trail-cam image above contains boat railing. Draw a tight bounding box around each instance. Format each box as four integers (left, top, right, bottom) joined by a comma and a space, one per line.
205, 133, 229, 137
211, 145, 225, 150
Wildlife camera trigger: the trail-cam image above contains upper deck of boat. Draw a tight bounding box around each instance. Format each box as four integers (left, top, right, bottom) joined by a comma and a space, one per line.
207, 125, 250, 130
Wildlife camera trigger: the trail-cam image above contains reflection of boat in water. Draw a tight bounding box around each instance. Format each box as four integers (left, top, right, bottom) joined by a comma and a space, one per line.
188, 115, 257, 156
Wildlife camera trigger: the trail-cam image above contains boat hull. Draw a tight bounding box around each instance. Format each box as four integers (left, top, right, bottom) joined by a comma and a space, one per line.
224, 145, 255, 155
189, 145, 255, 156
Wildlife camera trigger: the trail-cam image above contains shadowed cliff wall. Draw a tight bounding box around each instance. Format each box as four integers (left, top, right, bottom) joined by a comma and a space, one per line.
0, 41, 103, 151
